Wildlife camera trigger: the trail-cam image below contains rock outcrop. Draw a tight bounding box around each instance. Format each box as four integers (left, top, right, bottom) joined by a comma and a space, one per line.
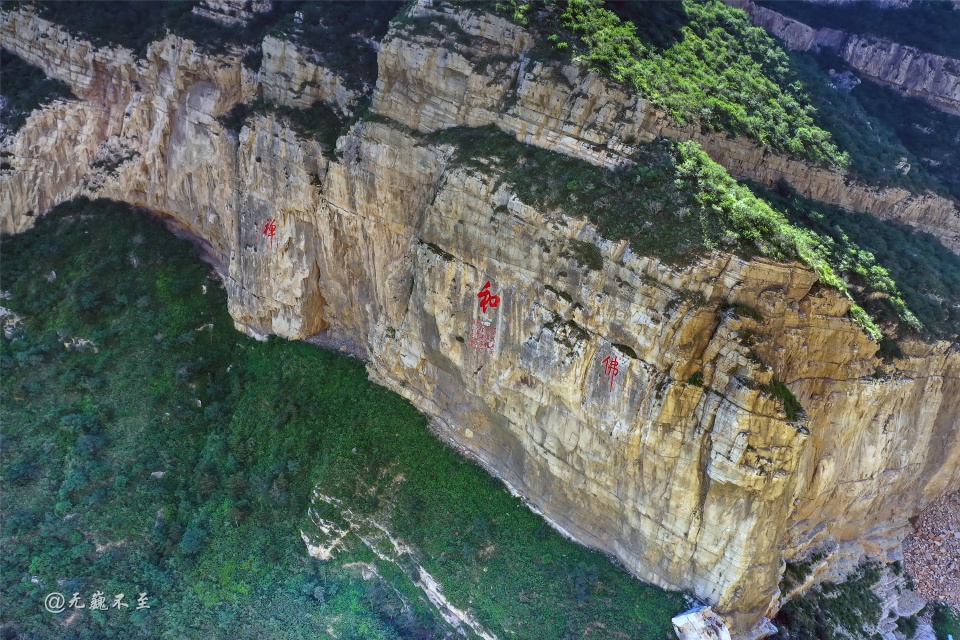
259, 35, 362, 116
2, 4, 959, 638
192, 0, 274, 27
673, 606, 736, 640
373, 1, 960, 254
728, 0, 960, 116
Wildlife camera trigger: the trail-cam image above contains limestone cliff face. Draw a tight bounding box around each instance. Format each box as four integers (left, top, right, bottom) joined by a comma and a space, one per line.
259, 35, 362, 116
728, 0, 960, 116
2, 5, 959, 638
841, 35, 960, 115
374, 2, 960, 254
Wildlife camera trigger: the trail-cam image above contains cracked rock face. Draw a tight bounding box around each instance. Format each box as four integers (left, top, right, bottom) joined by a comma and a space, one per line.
259, 35, 363, 117
2, 4, 959, 637
373, 2, 960, 254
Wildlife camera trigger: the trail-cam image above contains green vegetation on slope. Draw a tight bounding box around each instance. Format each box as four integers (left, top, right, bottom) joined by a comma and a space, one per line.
427, 124, 960, 339
933, 603, 960, 640
496, 0, 848, 167
0, 48, 75, 134
757, 0, 960, 60
494, 0, 960, 203
800, 49, 960, 201
852, 74, 960, 203
773, 562, 884, 640
0, 198, 685, 639
768, 46, 960, 200
755, 182, 960, 341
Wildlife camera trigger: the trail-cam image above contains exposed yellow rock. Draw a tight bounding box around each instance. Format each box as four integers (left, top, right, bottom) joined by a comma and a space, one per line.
1, 6, 958, 638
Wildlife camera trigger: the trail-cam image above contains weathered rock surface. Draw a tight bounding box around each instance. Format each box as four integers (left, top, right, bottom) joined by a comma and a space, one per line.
192, 0, 273, 27
673, 606, 734, 640
903, 491, 960, 610
842, 34, 960, 115
871, 565, 936, 640
728, 0, 960, 116
374, 2, 960, 254
2, 4, 959, 638
259, 35, 362, 116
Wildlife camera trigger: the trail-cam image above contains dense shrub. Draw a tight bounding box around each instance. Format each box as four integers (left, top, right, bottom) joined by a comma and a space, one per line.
756, 182, 960, 340
774, 563, 884, 639
0, 198, 686, 639
778, 49, 960, 201
493, 0, 960, 206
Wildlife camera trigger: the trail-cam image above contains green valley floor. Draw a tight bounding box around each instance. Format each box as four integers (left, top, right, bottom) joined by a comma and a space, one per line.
0, 198, 686, 639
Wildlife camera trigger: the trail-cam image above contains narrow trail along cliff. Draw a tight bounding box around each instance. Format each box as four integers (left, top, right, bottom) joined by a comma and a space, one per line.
1, 2, 958, 638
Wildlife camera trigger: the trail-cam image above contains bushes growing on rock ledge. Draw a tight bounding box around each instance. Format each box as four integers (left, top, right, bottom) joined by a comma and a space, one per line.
493, 0, 848, 168
428, 123, 960, 341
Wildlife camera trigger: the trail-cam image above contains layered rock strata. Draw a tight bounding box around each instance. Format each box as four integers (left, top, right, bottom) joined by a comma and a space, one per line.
259, 35, 362, 116
4, 3, 960, 253
727, 0, 960, 116
373, 2, 960, 254
2, 4, 959, 638
192, 0, 274, 27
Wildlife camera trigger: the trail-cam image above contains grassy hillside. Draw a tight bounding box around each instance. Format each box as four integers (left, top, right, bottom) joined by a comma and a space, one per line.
0, 198, 685, 639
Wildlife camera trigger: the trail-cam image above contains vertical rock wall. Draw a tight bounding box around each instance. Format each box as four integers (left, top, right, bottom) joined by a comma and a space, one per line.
2, 5, 958, 637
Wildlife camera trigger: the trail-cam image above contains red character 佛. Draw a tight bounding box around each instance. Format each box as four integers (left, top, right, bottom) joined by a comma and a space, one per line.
602, 355, 620, 391
262, 218, 277, 248
477, 281, 500, 314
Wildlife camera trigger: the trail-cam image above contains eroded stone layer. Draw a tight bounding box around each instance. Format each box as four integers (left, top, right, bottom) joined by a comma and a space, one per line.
2, 5, 959, 637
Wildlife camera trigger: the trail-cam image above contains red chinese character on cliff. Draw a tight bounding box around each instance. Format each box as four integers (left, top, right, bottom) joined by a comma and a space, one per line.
477, 281, 500, 314
602, 355, 620, 391
262, 218, 277, 248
